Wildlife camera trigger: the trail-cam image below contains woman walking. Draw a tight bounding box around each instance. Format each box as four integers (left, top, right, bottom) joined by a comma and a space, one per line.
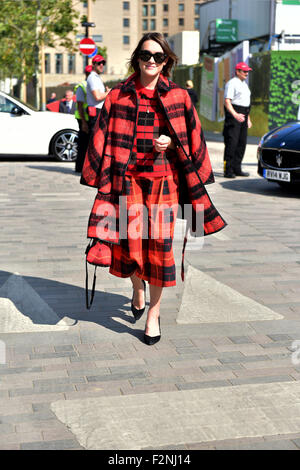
81, 32, 226, 345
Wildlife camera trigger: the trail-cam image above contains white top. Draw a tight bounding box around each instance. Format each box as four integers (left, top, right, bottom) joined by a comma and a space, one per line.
66, 100, 73, 111
224, 76, 251, 107
86, 71, 105, 108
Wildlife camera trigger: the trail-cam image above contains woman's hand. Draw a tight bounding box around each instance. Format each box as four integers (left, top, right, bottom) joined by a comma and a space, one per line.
154, 134, 174, 152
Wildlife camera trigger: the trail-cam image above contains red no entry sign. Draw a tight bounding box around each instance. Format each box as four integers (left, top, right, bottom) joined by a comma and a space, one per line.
79, 38, 96, 55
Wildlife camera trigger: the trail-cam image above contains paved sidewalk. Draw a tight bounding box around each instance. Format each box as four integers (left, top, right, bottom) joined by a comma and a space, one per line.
0, 134, 300, 450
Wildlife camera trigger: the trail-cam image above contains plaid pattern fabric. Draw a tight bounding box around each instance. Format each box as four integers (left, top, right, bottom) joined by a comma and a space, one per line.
126, 82, 177, 177
81, 72, 227, 263
110, 173, 179, 287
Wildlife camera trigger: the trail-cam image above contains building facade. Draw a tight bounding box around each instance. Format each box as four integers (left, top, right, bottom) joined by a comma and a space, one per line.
43, 0, 210, 86
138, 0, 208, 38
44, 0, 139, 85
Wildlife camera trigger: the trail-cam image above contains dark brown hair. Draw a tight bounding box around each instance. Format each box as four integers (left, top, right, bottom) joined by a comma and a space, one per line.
129, 32, 178, 77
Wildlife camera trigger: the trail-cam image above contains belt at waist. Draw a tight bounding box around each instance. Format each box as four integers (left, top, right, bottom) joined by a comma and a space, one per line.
232, 104, 251, 113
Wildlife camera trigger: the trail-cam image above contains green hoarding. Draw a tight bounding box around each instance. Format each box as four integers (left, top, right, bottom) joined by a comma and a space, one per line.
269, 51, 300, 129
215, 19, 238, 43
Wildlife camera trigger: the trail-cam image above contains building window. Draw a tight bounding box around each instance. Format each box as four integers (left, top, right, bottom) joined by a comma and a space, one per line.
123, 1, 129, 10
194, 3, 201, 16
55, 54, 63, 74
45, 53, 50, 74
194, 18, 200, 29
123, 18, 130, 27
150, 19, 156, 30
142, 19, 148, 31
150, 4, 156, 15
163, 18, 168, 27
83, 1, 87, 7
123, 35, 130, 45
179, 18, 184, 26
163, 33, 168, 39
68, 54, 75, 74
142, 5, 148, 15
178, 3, 184, 12
163, 4, 168, 12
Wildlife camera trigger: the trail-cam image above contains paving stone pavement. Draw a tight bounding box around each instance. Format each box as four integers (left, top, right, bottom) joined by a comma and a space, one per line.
0, 133, 300, 451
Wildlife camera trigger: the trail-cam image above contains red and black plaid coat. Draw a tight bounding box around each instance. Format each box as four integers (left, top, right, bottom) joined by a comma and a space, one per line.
81, 72, 227, 250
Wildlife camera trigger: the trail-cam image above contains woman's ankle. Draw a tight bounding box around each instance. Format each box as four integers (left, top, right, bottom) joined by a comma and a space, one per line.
146, 308, 160, 323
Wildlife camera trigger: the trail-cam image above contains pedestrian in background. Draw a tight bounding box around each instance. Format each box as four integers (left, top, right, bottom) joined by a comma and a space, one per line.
223, 61, 252, 178
74, 64, 92, 173
81, 32, 226, 345
185, 80, 198, 107
86, 55, 111, 133
59, 90, 76, 114
47, 92, 57, 104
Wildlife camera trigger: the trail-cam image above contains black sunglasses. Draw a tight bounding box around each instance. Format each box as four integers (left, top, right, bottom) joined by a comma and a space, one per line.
139, 50, 167, 64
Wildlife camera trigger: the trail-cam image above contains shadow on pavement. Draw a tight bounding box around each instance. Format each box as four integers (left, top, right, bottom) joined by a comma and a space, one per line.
220, 177, 300, 198
0, 155, 57, 162
27, 165, 78, 176
0, 270, 144, 342
204, 130, 260, 146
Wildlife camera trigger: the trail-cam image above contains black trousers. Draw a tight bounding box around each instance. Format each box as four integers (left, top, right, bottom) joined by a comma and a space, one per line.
223, 104, 250, 175
88, 108, 101, 135
75, 119, 90, 173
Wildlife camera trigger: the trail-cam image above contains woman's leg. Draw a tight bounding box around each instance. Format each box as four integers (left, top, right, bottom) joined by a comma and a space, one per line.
145, 284, 163, 337
130, 273, 145, 310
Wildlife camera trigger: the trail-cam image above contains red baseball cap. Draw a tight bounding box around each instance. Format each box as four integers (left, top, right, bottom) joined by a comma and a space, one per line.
92, 54, 106, 64
84, 65, 93, 73
235, 62, 252, 72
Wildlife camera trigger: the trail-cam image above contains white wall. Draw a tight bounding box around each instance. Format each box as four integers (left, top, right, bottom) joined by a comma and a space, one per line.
182, 31, 200, 65
275, 3, 300, 35
169, 31, 200, 65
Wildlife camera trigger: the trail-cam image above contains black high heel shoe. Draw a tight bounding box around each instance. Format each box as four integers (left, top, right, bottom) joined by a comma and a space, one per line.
131, 279, 146, 322
144, 317, 161, 346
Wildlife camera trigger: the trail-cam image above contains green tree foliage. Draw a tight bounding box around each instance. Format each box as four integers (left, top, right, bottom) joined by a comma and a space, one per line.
0, 0, 80, 85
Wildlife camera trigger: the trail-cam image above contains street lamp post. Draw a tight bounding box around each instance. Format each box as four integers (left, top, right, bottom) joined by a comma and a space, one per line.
82, 0, 95, 67
81, 21, 96, 66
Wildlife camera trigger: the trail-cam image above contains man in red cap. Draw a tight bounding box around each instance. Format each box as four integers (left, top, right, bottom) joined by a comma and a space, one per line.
74, 64, 93, 173
86, 54, 111, 134
223, 61, 253, 178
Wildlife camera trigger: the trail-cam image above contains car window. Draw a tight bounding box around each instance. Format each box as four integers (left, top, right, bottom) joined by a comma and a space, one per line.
0, 95, 22, 114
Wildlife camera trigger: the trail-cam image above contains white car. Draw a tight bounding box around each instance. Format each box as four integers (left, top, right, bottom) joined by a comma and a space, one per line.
0, 91, 79, 161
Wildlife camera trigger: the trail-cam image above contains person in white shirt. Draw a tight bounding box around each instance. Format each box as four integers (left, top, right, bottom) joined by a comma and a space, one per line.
86, 54, 111, 133
223, 62, 253, 178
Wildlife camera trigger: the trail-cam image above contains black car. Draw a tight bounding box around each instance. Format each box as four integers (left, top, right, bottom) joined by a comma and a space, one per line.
257, 121, 300, 185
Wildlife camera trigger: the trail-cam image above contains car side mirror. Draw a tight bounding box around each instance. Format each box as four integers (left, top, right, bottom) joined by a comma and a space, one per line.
11, 106, 23, 116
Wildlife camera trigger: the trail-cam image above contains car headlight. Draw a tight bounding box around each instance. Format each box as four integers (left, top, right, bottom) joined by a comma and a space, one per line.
257, 136, 265, 160
258, 133, 267, 148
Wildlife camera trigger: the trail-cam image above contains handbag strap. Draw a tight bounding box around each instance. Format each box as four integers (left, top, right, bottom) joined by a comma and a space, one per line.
85, 257, 97, 310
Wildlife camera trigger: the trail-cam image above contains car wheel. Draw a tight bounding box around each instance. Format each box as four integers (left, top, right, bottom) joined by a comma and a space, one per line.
50, 129, 78, 162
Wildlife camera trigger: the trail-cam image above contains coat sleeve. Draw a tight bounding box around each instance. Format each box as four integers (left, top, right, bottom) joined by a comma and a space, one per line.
80, 94, 112, 187
184, 91, 215, 185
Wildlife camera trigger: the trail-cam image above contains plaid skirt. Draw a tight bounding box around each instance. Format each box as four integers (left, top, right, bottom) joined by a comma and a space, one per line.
109, 172, 179, 287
